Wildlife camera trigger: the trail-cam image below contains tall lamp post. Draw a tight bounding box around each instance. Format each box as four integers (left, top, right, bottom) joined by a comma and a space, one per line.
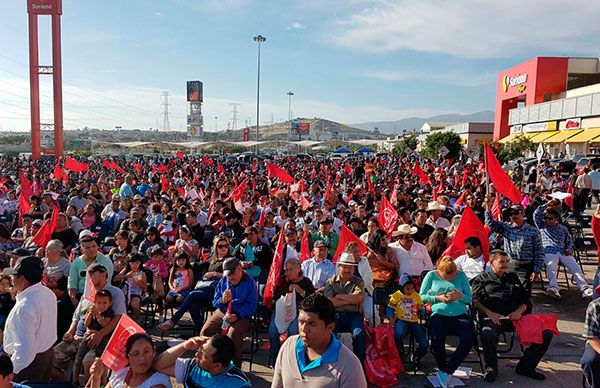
253, 35, 266, 152
287, 91, 294, 140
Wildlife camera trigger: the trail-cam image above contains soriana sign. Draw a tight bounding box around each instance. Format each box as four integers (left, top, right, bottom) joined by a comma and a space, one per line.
503, 73, 528, 93
28, 0, 62, 15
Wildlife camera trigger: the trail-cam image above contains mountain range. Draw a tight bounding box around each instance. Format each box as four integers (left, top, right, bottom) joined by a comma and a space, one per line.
351, 110, 495, 134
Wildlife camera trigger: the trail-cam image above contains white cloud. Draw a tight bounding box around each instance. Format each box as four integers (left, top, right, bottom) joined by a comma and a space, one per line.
359, 68, 496, 87
287, 22, 306, 30
153, 11, 163, 16
330, 0, 600, 58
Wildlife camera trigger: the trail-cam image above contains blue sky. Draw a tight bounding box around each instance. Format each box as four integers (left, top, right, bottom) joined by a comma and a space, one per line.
1, 0, 599, 132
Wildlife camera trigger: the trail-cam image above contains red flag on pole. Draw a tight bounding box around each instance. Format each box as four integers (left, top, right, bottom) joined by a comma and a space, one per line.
266, 162, 295, 183
366, 172, 374, 193
110, 161, 125, 174
453, 191, 469, 208
390, 183, 398, 207
377, 195, 398, 236
101, 315, 145, 372
229, 178, 248, 212
441, 206, 490, 261
18, 171, 33, 220
258, 207, 265, 227
64, 157, 89, 173
484, 143, 522, 204
491, 195, 501, 221
300, 231, 310, 262
32, 202, 59, 248
158, 164, 169, 173
176, 151, 184, 159
565, 181, 574, 209
102, 160, 111, 169
344, 164, 353, 175
53, 165, 63, 181
264, 231, 285, 309
433, 180, 444, 201
217, 164, 225, 174
332, 223, 368, 264
133, 162, 142, 174
301, 195, 311, 211
202, 156, 214, 165
412, 163, 431, 184
160, 176, 170, 192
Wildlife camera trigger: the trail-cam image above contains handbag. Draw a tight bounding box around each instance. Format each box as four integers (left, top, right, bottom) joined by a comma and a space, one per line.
274, 290, 297, 334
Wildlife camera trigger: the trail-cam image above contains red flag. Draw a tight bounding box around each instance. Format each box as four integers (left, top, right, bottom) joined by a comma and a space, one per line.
344, 164, 353, 175
264, 231, 285, 309
441, 206, 489, 261
102, 160, 111, 169
300, 232, 310, 262
83, 272, 97, 302
323, 182, 334, 203
390, 183, 398, 206
217, 164, 225, 174
332, 223, 368, 263
301, 195, 311, 211
101, 315, 145, 372
64, 157, 89, 173
565, 181, 574, 209
453, 191, 467, 208
175, 187, 185, 197
53, 165, 63, 181
266, 162, 295, 184
412, 163, 431, 185
251, 179, 256, 191
32, 202, 59, 248
133, 162, 142, 174
110, 161, 125, 174
18, 171, 33, 220
158, 164, 169, 173
229, 178, 248, 212
176, 151, 184, 159
484, 144, 522, 204
461, 171, 469, 187
202, 156, 214, 165
310, 169, 317, 180
491, 196, 501, 221
160, 176, 170, 192
433, 180, 444, 201
258, 207, 265, 227
377, 195, 398, 236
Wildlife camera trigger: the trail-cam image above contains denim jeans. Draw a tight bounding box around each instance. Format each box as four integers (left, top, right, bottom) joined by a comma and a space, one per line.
268, 316, 299, 365
334, 311, 366, 365
171, 288, 213, 331
394, 320, 428, 358
582, 343, 600, 387
429, 313, 476, 374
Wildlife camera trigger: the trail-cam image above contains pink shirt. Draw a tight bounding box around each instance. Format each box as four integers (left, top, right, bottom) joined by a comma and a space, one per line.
144, 260, 168, 279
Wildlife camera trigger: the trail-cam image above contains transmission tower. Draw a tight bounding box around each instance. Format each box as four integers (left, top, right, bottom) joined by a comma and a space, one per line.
161, 91, 171, 131
229, 103, 241, 132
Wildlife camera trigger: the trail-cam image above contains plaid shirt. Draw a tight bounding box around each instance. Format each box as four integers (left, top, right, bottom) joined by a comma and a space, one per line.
533, 205, 574, 255
485, 211, 545, 273
584, 298, 600, 339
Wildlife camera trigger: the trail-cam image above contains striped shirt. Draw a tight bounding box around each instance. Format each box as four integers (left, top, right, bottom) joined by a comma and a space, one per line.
533, 205, 574, 255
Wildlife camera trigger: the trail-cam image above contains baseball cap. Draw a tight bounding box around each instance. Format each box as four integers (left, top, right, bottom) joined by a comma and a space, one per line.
399, 273, 414, 287
3, 256, 44, 283
510, 205, 524, 213
7, 248, 32, 258
79, 229, 94, 239
223, 257, 240, 276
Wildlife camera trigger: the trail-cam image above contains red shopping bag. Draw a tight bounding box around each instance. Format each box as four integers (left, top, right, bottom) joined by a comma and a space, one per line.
364, 322, 404, 388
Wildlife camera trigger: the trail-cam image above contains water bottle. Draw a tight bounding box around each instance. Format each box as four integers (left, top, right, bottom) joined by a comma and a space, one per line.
221, 301, 232, 334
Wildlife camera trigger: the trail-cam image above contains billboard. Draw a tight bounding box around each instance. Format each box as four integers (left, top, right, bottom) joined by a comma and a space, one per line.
243, 128, 250, 142
28, 0, 62, 15
186, 81, 203, 102
292, 121, 310, 135
187, 126, 202, 139
187, 115, 203, 126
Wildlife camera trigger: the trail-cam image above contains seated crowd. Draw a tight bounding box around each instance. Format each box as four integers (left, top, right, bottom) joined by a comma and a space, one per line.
0, 154, 596, 388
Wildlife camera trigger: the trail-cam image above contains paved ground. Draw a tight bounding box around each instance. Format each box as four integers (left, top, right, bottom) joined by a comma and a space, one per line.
154, 233, 596, 387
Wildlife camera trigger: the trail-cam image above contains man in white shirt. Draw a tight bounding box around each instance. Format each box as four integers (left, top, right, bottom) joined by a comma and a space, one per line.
301, 241, 336, 289
426, 201, 451, 230
389, 224, 433, 279
283, 228, 300, 265
3, 256, 57, 382
455, 236, 488, 280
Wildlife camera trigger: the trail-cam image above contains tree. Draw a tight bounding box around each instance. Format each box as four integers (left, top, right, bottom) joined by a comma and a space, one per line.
487, 136, 536, 163
423, 131, 462, 160
392, 134, 418, 156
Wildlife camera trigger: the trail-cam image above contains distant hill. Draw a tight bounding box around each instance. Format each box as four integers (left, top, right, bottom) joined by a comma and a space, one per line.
352, 110, 495, 134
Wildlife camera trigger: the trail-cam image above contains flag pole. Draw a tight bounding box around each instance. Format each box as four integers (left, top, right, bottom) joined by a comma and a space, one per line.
484, 142, 491, 196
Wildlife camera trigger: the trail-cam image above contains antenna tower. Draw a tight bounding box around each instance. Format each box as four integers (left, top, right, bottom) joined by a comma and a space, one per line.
161, 91, 171, 131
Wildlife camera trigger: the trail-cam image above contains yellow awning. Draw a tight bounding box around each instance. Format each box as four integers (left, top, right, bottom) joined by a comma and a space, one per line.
498, 133, 519, 143
529, 131, 559, 143
543, 129, 583, 143
565, 127, 600, 143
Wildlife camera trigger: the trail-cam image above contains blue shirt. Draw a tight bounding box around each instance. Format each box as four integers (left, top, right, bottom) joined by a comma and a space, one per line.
213, 273, 258, 319
175, 358, 251, 388
119, 183, 134, 198
295, 333, 341, 373
533, 205, 574, 255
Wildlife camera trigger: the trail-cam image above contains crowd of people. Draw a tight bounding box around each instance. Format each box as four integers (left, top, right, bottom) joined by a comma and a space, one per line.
0, 151, 597, 387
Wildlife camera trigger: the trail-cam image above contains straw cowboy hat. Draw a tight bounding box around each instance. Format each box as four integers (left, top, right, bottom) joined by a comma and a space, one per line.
391, 224, 418, 237
338, 252, 358, 266
426, 201, 446, 211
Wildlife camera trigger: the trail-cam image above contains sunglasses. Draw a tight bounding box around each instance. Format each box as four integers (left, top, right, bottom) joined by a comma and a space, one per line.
217, 244, 229, 249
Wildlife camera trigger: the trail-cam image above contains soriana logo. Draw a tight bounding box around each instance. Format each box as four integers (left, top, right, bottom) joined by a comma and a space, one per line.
503, 73, 528, 93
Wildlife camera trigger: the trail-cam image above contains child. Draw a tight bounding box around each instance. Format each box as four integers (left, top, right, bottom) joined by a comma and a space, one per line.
0, 276, 15, 346
0, 352, 29, 388
73, 289, 115, 384
144, 246, 168, 312
115, 254, 147, 320
165, 252, 194, 304
387, 273, 428, 364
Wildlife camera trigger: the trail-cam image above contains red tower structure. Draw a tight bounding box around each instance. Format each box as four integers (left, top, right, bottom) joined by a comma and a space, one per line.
27, 0, 63, 160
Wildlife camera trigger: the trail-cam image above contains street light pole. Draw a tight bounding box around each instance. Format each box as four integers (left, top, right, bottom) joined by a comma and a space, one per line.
253, 35, 266, 153
287, 91, 294, 140
214, 116, 218, 132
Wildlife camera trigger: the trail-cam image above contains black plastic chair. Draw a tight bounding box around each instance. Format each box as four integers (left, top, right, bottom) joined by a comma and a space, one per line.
371, 287, 398, 328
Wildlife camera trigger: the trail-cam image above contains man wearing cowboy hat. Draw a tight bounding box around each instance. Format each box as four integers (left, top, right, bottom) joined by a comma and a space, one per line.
390, 224, 433, 281
322, 252, 366, 365
426, 201, 451, 230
